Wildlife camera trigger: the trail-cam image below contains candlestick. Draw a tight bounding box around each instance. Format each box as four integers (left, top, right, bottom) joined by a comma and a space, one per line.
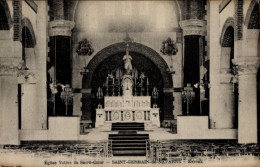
106, 77, 108, 88
146, 78, 149, 96
106, 77, 108, 96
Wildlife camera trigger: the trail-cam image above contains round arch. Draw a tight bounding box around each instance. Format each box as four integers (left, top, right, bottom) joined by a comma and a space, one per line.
0, 0, 12, 30
220, 17, 235, 46
21, 18, 36, 48
83, 42, 173, 89
244, 0, 259, 29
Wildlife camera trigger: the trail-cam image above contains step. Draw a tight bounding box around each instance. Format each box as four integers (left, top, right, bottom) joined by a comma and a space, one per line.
118, 131, 137, 134
112, 143, 146, 146
110, 140, 146, 144
112, 122, 144, 125
112, 125, 144, 127
109, 134, 149, 137
113, 150, 146, 156
109, 137, 149, 140
112, 147, 146, 150
112, 127, 144, 130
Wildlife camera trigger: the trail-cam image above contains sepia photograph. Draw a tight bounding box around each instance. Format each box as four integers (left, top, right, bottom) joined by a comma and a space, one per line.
0, 0, 259, 166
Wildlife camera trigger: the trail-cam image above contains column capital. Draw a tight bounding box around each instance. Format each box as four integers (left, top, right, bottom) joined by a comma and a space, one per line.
48, 20, 75, 37
238, 64, 258, 75
236, 56, 259, 75
179, 19, 206, 36
0, 57, 23, 76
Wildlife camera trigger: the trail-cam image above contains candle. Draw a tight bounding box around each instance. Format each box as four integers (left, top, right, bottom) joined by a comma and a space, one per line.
106, 77, 108, 88
147, 78, 149, 85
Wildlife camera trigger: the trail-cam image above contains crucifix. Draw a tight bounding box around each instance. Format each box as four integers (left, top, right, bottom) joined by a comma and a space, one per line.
182, 83, 195, 115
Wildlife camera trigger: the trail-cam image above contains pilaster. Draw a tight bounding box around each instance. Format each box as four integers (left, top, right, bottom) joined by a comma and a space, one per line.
237, 63, 258, 143
0, 57, 22, 145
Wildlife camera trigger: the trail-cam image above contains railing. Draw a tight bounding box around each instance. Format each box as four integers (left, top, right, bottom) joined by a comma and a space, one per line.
144, 140, 260, 163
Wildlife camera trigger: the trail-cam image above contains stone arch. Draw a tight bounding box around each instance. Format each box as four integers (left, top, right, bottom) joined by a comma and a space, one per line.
220, 18, 235, 71
21, 18, 36, 48
220, 17, 235, 46
0, 0, 12, 30
83, 42, 173, 89
21, 18, 36, 69
244, 0, 259, 29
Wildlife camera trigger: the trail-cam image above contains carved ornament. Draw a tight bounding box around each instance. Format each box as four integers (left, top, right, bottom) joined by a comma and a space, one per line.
179, 19, 206, 36
49, 20, 75, 37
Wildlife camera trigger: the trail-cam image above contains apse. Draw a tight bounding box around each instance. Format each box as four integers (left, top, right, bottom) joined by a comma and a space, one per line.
90, 52, 165, 122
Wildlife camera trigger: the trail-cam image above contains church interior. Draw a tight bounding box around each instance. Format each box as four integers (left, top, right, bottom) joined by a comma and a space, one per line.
0, 0, 260, 161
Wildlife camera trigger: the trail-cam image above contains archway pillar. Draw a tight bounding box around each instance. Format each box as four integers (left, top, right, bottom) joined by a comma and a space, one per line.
48, 20, 75, 116
236, 29, 259, 143
0, 57, 22, 145
180, 19, 206, 116
237, 63, 258, 143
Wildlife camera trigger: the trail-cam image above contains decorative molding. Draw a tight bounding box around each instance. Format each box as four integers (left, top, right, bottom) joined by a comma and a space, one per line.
76, 38, 94, 56
48, 20, 75, 37
219, 0, 232, 13
160, 38, 178, 56
25, 0, 38, 13
238, 64, 259, 75
13, 0, 22, 41
235, 0, 243, 40
179, 19, 206, 36
0, 58, 23, 76
17, 69, 37, 84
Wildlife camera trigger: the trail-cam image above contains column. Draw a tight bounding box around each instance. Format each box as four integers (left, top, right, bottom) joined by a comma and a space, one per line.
237, 29, 259, 143
48, 17, 75, 116
238, 64, 258, 143
180, 19, 206, 115
217, 69, 236, 129
34, 0, 48, 129
0, 51, 22, 145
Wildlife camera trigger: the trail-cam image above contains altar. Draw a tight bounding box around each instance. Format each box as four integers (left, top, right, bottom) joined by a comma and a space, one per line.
95, 44, 160, 127
95, 94, 160, 127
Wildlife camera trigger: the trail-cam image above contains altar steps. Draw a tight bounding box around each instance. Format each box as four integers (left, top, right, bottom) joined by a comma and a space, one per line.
109, 123, 148, 156
111, 122, 145, 131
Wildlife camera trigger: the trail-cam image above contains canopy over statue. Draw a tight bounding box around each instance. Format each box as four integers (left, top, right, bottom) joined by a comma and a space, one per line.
123, 44, 133, 75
